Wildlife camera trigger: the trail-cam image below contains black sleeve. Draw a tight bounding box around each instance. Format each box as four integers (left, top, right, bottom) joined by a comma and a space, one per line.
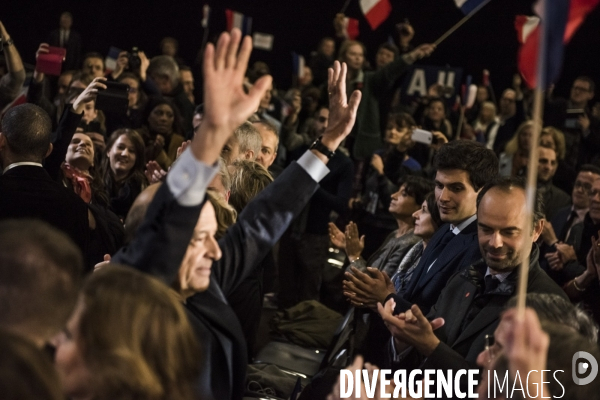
44, 107, 83, 181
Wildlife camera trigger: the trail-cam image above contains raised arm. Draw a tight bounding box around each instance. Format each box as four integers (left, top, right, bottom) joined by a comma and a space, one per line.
213, 61, 362, 295
0, 21, 25, 108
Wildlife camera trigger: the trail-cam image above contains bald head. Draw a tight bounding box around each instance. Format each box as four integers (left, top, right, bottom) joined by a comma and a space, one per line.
0, 104, 53, 166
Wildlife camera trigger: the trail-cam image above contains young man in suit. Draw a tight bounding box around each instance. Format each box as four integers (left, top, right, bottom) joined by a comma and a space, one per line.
383, 140, 499, 315
379, 177, 567, 393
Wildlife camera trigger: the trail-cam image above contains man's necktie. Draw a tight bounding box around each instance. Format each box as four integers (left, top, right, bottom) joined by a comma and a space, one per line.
559, 210, 578, 242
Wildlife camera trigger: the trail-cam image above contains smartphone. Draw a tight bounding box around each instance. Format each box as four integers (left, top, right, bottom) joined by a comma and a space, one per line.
565, 109, 585, 129
95, 81, 130, 114
411, 129, 433, 145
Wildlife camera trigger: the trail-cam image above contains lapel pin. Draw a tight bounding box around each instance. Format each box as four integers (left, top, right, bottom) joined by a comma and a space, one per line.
465, 292, 470, 298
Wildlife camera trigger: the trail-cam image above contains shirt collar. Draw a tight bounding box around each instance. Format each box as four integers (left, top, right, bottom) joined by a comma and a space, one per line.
485, 267, 511, 282
3, 162, 43, 173
450, 214, 477, 235
573, 206, 588, 223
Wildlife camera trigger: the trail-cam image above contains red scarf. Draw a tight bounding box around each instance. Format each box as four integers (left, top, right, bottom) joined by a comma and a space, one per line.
61, 162, 93, 204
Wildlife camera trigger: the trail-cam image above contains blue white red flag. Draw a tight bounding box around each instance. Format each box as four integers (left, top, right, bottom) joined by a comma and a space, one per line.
104, 46, 122, 74
454, 0, 487, 15
360, 0, 391, 30
225, 9, 252, 36
516, 0, 598, 88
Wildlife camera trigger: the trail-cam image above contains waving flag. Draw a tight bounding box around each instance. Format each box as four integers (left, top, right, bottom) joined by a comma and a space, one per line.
359, 0, 392, 30
516, 0, 598, 88
344, 17, 360, 39
225, 9, 252, 36
454, 0, 488, 14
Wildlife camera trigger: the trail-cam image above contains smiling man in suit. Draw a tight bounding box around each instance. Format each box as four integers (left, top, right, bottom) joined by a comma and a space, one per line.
379, 177, 567, 395
385, 140, 498, 315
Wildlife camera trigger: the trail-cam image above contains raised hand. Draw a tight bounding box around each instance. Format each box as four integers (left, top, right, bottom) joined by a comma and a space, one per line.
345, 221, 364, 261
111, 51, 129, 79
405, 43, 436, 63
145, 161, 167, 184
328, 222, 346, 249
33, 43, 50, 82
192, 28, 272, 165
139, 51, 150, 81
318, 61, 362, 155
377, 301, 444, 356
72, 77, 108, 114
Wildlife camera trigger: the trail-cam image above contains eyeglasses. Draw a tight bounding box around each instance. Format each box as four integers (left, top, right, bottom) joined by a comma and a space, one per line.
572, 86, 590, 93
574, 180, 593, 194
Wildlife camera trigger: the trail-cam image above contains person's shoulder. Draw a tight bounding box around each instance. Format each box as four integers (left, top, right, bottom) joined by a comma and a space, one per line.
402, 157, 422, 171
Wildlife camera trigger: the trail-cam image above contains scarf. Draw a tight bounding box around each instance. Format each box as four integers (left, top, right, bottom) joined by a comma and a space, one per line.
61, 162, 92, 204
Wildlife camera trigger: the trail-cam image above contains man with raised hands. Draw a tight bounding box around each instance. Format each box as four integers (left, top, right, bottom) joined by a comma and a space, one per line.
110, 28, 361, 400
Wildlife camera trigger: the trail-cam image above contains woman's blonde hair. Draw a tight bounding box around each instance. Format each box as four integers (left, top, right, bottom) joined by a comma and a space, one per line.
78, 265, 200, 400
504, 120, 534, 155
206, 189, 237, 240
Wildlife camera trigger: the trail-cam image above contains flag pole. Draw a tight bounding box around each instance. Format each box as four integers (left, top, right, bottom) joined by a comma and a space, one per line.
340, 0, 353, 14
516, 4, 548, 319
434, 0, 494, 46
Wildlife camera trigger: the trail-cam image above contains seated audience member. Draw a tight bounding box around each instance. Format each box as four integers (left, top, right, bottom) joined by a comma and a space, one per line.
539, 164, 600, 285
220, 121, 262, 165
498, 120, 533, 177
340, 190, 443, 308
53, 265, 200, 400
350, 113, 424, 259
252, 119, 280, 174
537, 146, 571, 220
180, 65, 195, 104
0, 103, 89, 253
309, 37, 335, 87
334, 176, 433, 277
110, 29, 361, 400
539, 126, 575, 194
147, 55, 194, 131
102, 128, 148, 219
493, 86, 526, 155
0, 21, 25, 110
0, 330, 63, 400
141, 97, 186, 169
0, 220, 83, 347
477, 308, 600, 400
422, 97, 453, 140
81, 52, 105, 78
104, 72, 146, 135
384, 140, 498, 315
378, 177, 566, 380
470, 101, 499, 148
226, 160, 274, 357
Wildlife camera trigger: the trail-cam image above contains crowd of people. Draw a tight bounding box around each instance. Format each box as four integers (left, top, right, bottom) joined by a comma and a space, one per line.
1, 9, 600, 400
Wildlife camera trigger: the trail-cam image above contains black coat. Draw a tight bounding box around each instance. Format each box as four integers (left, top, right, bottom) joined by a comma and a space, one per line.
112, 160, 319, 400
392, 219, 482, 315
0, 165, 89, 254
48, 29, 82, 71
392, 246, 566, 383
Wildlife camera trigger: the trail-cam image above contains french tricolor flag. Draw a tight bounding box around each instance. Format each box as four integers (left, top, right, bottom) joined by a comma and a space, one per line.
454, 0, 487, 15
515, 0, 599, 88
344, 17, 360, 40
225, 9, 252, 36
360, 0, 392, 30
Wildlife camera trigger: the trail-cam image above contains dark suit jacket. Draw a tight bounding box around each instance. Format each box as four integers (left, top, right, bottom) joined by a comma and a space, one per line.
48, 29, 82, 71
112, 160, 319, 400
391, 219, 482, 315
392, 246, 566, 396
538, 180, 571, 221
0, 166, 89, 254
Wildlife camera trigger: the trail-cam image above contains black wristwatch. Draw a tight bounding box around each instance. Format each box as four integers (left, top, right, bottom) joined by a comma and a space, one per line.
309, 136, 335, 159
1, 38, 14, 48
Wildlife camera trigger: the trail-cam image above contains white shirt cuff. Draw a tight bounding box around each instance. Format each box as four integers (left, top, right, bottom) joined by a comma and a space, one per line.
166, 148, 219, 206
297, 150, 330, 182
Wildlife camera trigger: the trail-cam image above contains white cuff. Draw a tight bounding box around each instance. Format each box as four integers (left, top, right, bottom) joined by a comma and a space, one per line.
166, 148, 219, 206
297, 150, 330, 182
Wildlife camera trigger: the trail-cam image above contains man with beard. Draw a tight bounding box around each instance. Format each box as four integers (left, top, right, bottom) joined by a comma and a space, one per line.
378, 177, 566, 394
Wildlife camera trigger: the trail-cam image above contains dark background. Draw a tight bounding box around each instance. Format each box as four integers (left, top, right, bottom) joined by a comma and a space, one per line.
4, 0, 600, 101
